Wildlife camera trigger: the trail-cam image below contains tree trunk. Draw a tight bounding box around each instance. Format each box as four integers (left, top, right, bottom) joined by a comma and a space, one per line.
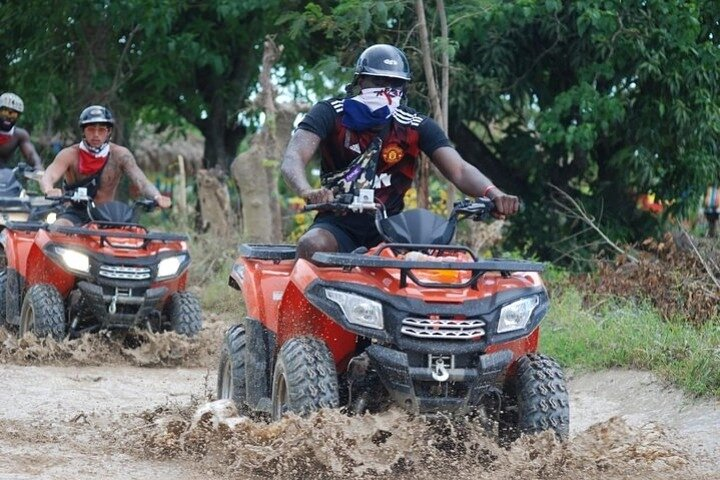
231, 37, 286, 243
414, 0, 437, 209
199, 107, 245, 172
436, 0, 455, 209
196, 168, 231, 237
449, 120, 527, 195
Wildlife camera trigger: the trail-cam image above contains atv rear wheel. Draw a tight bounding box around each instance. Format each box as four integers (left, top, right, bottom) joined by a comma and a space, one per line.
19, 284, 66, 340
166, 291, 202, 337
499, 353, 569, 445
271, 336, 339, 421
217, 324, 248, 414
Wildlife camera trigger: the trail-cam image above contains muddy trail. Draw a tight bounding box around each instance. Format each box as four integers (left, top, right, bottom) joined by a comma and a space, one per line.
1, 318, 718, 480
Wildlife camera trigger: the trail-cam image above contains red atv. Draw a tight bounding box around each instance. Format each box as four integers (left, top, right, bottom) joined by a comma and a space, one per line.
0, 162, 61, 266
217, 193, 568, 443
0, 189, 202, 340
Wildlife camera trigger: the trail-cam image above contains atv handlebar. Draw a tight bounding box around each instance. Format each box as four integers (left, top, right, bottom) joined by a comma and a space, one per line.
452, 197, 496, 222
302, 193, 379, 214
302, 194, 497, 221
45, 189, 159, 212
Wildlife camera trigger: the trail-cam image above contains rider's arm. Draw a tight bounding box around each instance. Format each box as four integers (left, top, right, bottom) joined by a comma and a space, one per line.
40, 149, 73, 195
117, 147, 169, 207
280, 129, 321, 196
418, 116, 519, 216
430, 146, 519, 216
16, 129, 43, 170
280, 102, 336, 204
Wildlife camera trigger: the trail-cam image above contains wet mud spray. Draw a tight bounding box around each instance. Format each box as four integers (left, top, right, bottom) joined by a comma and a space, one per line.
1, 319, 718, 480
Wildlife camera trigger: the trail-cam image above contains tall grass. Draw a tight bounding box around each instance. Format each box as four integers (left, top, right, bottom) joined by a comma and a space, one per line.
541, 287, 720, 397
186, 234, 243, 315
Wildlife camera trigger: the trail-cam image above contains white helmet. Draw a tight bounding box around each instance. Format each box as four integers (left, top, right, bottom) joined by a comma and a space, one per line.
0, 92, 24, 113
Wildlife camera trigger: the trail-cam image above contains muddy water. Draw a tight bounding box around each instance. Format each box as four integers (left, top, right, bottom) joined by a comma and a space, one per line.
1, 324, 718, 480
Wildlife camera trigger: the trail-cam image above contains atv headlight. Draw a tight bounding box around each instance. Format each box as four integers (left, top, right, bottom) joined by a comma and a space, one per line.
497, 295, 539, 333
45, 212, 57, 224
157, 255, 185, 279
326, 289, 383, 330
55, 247, 90, 273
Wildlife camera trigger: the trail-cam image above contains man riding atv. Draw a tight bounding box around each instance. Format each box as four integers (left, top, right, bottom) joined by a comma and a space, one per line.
40, 105, 171, 223
0, 92, 44, 171
280, 44, 520, 259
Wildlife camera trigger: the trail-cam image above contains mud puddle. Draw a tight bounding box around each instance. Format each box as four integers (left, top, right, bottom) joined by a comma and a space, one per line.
0, 360, 717, 480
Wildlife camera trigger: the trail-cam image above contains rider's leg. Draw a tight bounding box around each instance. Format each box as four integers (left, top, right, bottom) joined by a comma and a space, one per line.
709, 215, 717, 238
296, 228, 339, 260
53, 218, 76, 227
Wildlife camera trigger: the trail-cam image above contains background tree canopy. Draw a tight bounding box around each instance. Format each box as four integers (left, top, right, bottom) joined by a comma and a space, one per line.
2, 0, 718, 265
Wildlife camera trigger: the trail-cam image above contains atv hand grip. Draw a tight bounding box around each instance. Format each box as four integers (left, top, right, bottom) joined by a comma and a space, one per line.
302, 202, 344, 212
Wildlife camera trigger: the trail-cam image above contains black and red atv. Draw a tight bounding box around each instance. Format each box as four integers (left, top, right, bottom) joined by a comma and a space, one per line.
0, 189, 202, 340
217, 192, 569, 443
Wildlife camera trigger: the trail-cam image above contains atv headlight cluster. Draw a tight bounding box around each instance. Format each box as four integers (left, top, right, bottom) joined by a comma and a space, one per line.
157, 254, 187, 279
497, 295, 539, 333
54, 246, 90, 273
326, 289, 384, 330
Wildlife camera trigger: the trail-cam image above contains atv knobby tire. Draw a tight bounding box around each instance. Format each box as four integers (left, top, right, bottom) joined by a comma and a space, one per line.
166, 291, 202, 337
499, 353, 569, 445
217, 324, 248, 414
271, 336, 339, 420
20, 284, 66, 340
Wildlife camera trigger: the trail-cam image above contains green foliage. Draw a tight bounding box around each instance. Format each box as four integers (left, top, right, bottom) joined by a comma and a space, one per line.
3, 0, 720, 265
450, 0, 720, 263
543, 287, 720, 396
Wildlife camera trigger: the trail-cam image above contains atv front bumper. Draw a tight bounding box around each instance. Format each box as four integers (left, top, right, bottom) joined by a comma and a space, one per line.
77, 281, 168, 329
365, 344, 512, 414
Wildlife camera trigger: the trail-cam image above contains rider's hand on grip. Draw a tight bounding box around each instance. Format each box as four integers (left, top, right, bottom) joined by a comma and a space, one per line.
154, 195, 172, 209
302, 187, 334, 206
489, 192, 520, 219
45, 188, 64, 200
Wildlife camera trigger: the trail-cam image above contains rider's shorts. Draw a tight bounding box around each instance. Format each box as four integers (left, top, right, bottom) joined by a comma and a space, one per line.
309, 212, 383, 253
56, 204, 91, 226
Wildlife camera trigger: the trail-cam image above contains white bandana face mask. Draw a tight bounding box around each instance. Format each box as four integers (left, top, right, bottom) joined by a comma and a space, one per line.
352, 87, 402, 115
342, 87, 404, 131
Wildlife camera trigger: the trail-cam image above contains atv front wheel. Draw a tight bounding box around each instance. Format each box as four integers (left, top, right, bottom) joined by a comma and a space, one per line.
499, 353, 569, 445
166, 291, 202, 337
217, 324, 248, 414
271, 336, 339, 421
20, 284, 66, 340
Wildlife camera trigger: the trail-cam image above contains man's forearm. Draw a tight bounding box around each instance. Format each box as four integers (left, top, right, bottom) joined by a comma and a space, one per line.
450, 163, 496, 198
26, 152, 42, 170
138, 180, 161, 199
280, 155, 313, 195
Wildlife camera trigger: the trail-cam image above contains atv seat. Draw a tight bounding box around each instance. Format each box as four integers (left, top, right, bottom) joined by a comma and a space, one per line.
239, 244, 296, 261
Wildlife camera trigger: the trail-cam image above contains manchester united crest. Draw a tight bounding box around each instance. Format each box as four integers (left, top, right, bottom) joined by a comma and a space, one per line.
382, 144, 404, 165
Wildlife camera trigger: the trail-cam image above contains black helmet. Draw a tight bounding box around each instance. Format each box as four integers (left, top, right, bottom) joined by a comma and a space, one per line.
78, 105, 114, 128
354, 44, 411, 81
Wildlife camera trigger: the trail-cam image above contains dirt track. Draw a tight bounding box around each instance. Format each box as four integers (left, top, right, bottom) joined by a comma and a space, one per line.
0, 327, 718, 480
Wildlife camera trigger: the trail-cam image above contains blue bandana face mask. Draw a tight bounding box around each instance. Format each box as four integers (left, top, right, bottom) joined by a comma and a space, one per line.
342, 87, 403, 131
